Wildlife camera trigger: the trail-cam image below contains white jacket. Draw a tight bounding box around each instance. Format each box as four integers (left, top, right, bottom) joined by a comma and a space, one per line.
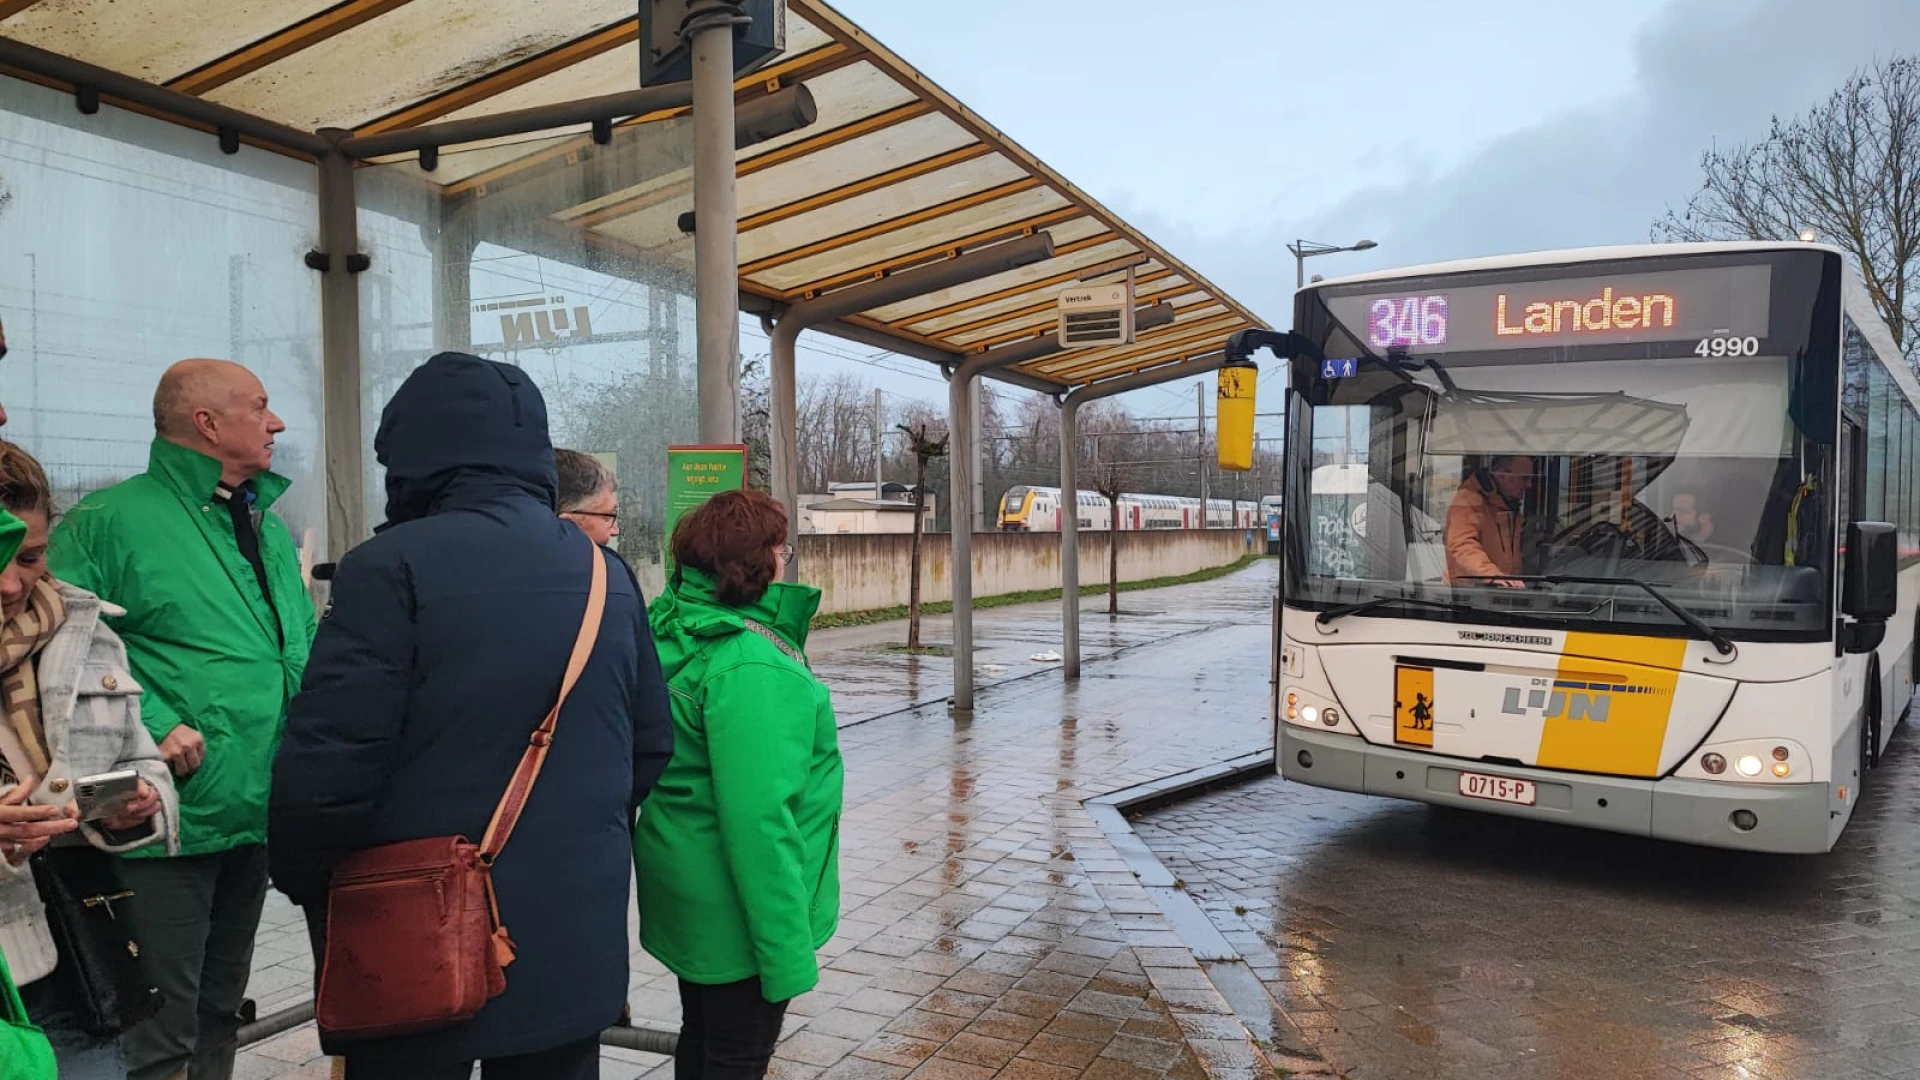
0, 581, 179, 985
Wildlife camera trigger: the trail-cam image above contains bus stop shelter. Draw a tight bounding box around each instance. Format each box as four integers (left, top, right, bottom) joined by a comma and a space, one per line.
0, 0, 1265, 713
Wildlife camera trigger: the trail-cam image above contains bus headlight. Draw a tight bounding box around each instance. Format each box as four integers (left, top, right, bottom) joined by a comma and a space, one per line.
1686, 739, 1810, 783
1281, 683, 1349, 733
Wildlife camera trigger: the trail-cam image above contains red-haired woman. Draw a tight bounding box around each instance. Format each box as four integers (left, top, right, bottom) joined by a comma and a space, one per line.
633, 490, 843, 1080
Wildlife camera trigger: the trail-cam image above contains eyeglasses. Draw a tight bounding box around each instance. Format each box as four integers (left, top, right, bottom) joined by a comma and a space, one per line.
570, 510, 617, 522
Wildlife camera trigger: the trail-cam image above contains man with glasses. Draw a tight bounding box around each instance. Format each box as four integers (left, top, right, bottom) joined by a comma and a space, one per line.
555, 448, 619, 548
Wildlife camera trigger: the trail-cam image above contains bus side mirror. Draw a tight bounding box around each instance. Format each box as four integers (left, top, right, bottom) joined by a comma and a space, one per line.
1842, 521, 1896, 653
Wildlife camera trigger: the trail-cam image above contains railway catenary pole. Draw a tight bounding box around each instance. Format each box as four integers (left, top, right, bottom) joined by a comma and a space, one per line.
1196, 381, 1208, 527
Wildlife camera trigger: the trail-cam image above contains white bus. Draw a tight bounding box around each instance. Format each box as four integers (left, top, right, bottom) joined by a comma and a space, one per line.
1269, 242, 1917, 853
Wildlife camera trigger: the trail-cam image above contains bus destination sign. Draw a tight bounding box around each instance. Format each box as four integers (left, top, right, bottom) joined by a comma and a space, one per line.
1324, 263, 1773, 356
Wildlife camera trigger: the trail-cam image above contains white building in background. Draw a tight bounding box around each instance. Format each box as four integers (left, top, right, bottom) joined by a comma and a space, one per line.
798, 482, 936, 534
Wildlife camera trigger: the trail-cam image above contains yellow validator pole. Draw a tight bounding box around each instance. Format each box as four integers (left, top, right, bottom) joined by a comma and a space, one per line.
1215, 358, 1258, 472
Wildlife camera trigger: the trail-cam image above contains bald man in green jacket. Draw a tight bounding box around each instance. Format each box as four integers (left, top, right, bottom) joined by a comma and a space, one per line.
50, 359, 315, 1080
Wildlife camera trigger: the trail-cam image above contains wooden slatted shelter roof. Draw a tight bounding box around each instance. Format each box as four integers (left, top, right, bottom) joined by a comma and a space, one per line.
0, 0, 1266, 388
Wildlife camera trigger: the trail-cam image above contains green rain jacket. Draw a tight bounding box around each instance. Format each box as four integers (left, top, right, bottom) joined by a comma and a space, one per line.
49, 439, 316, 857
0, 511, 23, 568
0, 945, 54, 1080
0, 512, 53, 1080
634, 566, 844, 1003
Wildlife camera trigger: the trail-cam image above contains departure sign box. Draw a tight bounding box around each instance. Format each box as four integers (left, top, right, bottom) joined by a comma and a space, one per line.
666, 444, 747, 545
1322, 263, 1773, 354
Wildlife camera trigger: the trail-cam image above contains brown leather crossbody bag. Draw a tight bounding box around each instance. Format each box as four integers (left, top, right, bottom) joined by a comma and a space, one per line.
314, 542, 608, 1040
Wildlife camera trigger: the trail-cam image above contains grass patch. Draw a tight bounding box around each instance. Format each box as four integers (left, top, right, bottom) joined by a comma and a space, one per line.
810, 554, 1271, 631
880, 643, 955, 657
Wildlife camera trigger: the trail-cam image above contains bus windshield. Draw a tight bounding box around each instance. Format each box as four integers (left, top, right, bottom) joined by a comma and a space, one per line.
1286, 253, 1839, 643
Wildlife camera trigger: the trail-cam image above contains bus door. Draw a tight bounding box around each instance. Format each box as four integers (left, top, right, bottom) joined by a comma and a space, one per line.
1841, 417, 1865, 534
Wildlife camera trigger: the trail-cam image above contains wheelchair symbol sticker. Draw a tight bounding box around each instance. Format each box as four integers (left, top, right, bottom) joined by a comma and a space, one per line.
1322, 358, 1357, 379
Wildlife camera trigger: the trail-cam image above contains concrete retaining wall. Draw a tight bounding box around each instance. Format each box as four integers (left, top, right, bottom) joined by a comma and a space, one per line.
793, 529, 1255, 615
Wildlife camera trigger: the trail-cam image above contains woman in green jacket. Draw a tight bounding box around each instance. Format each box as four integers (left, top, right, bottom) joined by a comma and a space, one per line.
635, 490, 843, 1080
0, 506, 55, 1080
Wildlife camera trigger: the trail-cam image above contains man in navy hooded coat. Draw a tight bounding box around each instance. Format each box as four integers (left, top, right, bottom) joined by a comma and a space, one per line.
268, 352, 673, 1078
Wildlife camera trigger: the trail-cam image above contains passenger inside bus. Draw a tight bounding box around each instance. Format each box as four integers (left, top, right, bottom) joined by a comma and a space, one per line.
1443, 455, 1535, 587
1670, 491, 1715, 545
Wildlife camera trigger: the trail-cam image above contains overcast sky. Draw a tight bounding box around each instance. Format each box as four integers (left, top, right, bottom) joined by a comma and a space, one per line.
797, 0, 1920, 431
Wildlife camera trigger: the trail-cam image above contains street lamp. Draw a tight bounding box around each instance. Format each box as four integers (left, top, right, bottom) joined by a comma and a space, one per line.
1288, 238, 1377, 289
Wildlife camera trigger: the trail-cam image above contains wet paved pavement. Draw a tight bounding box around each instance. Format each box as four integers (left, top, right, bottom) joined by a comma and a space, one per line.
235, 561, 1281, 1079
801, 565, 1270, 727
1134, 723, 1920, 1080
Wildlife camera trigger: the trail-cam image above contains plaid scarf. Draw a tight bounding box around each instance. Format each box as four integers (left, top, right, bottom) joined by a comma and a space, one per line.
0, 578, 65, 789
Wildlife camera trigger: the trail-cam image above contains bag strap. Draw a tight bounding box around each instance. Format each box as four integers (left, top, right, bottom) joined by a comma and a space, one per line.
479, 540, 608, 864
741, 618, 807, 668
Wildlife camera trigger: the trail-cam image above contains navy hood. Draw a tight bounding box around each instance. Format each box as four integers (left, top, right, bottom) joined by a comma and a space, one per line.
374, 352, 558, 528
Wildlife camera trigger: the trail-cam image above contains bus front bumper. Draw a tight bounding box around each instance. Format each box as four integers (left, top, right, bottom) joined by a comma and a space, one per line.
1279, 726, 1837, 854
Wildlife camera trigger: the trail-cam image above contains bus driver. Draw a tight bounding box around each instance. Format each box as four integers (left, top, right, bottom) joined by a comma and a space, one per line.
1444, 455, 1535, 588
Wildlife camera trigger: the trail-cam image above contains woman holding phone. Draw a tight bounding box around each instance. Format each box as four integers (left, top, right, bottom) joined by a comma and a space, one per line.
0, 439, 177, 1077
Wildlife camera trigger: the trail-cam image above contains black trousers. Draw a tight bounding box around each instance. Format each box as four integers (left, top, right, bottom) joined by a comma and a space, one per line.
675, 978, 790, 1080
344, 1034, 601, 1080
118, 845, 271, 1080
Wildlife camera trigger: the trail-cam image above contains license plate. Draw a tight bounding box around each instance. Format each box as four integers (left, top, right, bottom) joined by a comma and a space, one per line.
1457, 771, 1537, 806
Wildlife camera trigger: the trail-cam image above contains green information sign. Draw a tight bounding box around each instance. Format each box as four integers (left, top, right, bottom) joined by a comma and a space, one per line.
665, 444, 747, 545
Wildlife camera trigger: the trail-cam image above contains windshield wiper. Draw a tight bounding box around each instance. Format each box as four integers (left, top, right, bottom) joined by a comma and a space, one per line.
1314, 594, 1562, 630
1316, 595, 1470, 626
1526, 574, 1735, 656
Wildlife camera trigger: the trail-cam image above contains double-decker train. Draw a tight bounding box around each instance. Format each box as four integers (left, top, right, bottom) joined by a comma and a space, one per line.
996, 485, 1263, 531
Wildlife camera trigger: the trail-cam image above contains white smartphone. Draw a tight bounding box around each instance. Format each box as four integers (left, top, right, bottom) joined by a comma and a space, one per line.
73, 769, 142, 823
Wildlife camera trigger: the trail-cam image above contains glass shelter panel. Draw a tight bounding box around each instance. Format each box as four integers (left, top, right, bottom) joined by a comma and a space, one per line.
358, 121, 698, 591
0, 74, 325, 562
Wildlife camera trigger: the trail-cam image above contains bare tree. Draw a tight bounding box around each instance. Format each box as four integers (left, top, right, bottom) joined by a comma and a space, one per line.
740, 356, 772, 492
795, 372, 883, 494
1656, 56, 1920, 362
554, 363, 697, 566
1094, 464, 1126, 615
898, 422, 949, 651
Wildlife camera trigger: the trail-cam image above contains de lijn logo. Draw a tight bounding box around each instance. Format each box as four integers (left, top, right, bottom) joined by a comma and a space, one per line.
1500, 677, 1669, 722
1504, 677, 1630, 723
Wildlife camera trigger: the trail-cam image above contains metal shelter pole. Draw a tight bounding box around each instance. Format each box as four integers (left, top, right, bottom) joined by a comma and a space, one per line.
948, 302, 1177, 697
1197, 381, 1208, 527
315, 132, 366, 556
689, 1, 744, 445
766, 233, 1056, 579
1060, 398, 1081, 677
334, 84, 698, 159
1058, 352, 1229, 678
